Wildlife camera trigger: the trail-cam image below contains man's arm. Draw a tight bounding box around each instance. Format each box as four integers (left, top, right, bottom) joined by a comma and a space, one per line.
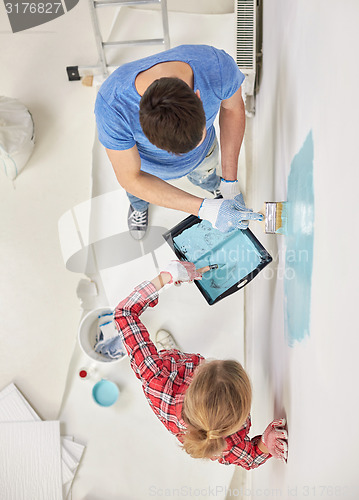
106, 145, 203, 216
219, 87, 246, 181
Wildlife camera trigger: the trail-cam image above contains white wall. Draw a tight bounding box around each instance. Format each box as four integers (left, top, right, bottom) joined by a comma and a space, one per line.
241, 2, 359, 499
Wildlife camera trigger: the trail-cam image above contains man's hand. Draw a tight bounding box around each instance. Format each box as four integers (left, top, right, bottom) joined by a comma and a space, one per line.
220, 178, 242, 199
198, 194, 263, 232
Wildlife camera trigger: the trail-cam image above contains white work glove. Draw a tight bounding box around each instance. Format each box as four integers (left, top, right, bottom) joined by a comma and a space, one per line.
160, 260, 203, 285
198, 194, 263, 232
261, 418, 288, 462
220, 178, 242, 199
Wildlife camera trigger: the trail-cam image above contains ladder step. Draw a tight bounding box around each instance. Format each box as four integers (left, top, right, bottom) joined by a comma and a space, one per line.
67, 0, 170, 80
94, 0, 160, 7
103, 38, 165, 47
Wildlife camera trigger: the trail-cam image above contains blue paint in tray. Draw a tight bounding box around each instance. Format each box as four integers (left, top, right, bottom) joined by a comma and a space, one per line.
164, 218, 272, 305
174, 221, 262, 301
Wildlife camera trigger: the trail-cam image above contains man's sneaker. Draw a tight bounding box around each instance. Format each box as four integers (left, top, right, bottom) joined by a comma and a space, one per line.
127, 205, 148, 240
212, 188, 223, 199
155, 329, 179, 351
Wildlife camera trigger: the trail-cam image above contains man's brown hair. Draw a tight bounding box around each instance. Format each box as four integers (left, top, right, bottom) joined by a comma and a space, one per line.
139, 77, 206, 155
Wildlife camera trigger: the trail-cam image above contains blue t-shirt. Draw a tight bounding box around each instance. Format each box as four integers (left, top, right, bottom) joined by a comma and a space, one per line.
95, 45, 244, 180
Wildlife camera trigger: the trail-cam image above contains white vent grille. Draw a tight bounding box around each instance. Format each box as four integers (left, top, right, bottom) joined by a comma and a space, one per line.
236, 0, 255, 70
236, 0, 256, 97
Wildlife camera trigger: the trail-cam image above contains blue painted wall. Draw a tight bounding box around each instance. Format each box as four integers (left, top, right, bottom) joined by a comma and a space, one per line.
284, 131, 315, 346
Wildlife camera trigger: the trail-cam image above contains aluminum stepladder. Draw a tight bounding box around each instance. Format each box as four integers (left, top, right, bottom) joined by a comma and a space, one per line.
66, 0, 170, 81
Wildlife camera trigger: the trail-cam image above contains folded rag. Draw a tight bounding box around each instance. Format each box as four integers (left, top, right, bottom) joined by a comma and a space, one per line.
94, 311, 126, 359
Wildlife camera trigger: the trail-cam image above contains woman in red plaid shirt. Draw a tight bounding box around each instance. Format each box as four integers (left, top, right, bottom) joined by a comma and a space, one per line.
114, 260, 288, 469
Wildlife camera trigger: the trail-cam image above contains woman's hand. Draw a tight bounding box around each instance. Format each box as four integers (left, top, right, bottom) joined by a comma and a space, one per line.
160, 260, 210, 285
260, 418, 288, 462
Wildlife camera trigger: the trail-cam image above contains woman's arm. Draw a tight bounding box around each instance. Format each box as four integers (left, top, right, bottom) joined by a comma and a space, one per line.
216, 417, 271, 470
258, 439, 270, 454
114, 262, 210, 384
114, 281, 163, 383
151, 272, 172, 291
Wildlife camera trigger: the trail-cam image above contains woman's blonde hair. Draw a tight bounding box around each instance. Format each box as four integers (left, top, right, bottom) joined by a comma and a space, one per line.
182, 360, 252, 459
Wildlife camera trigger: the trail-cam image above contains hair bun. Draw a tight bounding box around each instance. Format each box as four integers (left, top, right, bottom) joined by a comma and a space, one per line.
207, 430, 221, 440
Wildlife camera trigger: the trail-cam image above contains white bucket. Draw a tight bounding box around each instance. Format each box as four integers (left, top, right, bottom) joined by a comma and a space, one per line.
78, 307, 126, 364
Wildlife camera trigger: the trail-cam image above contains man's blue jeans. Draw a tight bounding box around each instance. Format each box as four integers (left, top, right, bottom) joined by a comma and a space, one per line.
127, 136, 221, 212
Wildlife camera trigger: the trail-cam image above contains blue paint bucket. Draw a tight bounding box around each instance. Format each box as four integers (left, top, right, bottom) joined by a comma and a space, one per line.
92, 379, 119, 407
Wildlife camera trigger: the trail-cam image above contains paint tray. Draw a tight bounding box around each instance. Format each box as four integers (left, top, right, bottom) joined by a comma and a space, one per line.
163, 215, 272, 305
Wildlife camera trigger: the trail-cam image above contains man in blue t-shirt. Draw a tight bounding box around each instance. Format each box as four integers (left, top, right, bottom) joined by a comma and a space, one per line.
95, 45, 262, 239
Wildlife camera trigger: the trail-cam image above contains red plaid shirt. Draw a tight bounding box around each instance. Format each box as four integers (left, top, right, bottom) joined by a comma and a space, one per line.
114, 281, 271, 470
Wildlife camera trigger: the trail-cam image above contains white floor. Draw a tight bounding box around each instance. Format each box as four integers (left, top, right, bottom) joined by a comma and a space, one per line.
0, 3, 249, 499
0, 0, 98, 418
3, 1, 359, 499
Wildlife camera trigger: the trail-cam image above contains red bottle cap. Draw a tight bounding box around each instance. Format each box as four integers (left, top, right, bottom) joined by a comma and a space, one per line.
79, 369, 87, 378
